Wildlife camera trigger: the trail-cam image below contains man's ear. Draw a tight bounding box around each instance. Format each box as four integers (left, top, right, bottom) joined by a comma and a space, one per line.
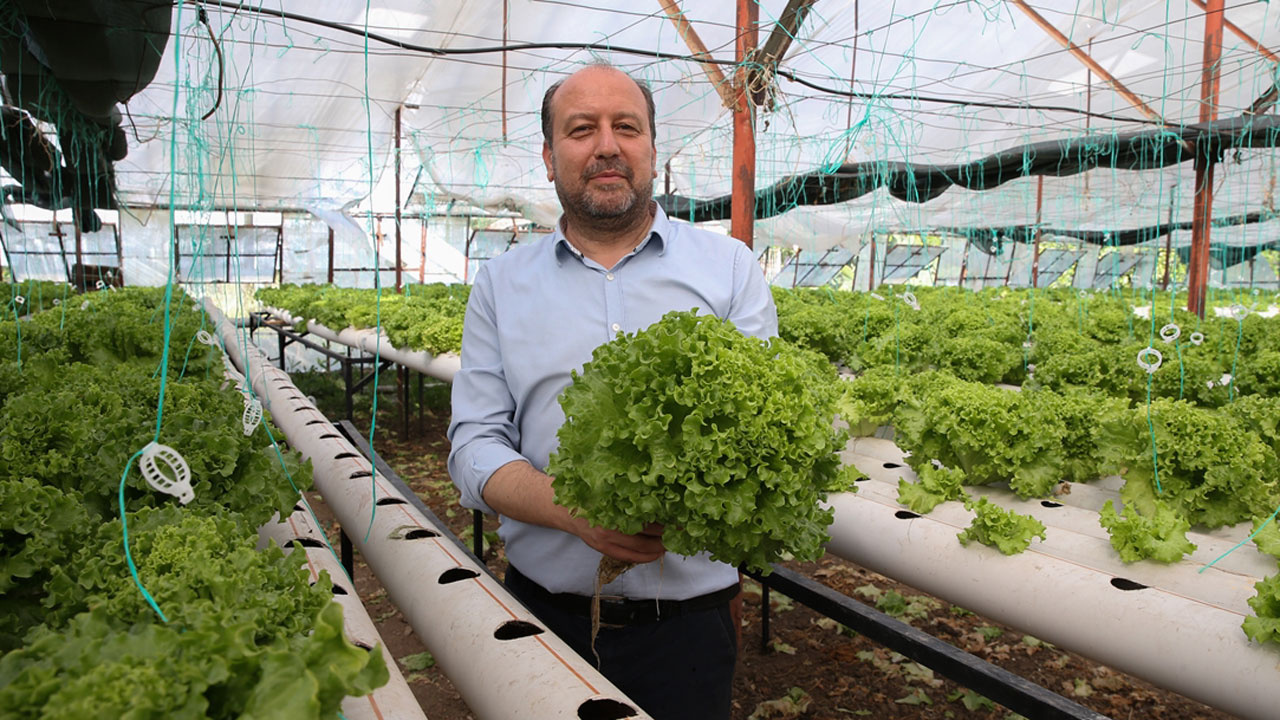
543, 141, 554, 182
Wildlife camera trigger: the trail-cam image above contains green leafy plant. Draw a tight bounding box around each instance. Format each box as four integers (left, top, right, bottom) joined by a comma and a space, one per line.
549, 309, 851, 574
1098, 499, 1196, 563
957, 497, 1046, 555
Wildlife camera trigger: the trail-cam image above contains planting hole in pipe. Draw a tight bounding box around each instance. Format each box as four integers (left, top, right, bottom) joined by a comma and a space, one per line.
1111, 577, 1148, 591
494, 620, 545, 640
335, 452, 358, 460
882, 462, 903, 469
405, 529, 439, 540
439, 567, 480, 584
319, 433, 340, 440
1040, 501, 1063, 508
308, 581, 348, 596
376, 497, 407, 507
578, 699, 638, 720
290, 537, 324, 548
894, 510, 921, 520
353, 641, 374, 652
292, 503, 305, 512
350, 470, 373, 479
292, 406, 310, 413
305, 419, 326, 426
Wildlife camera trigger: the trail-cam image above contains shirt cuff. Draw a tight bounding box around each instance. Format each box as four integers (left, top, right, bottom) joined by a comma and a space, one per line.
455, 441, 527, 515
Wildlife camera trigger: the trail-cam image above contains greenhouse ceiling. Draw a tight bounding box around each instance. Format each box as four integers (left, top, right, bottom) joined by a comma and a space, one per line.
4, 0, 1280, 252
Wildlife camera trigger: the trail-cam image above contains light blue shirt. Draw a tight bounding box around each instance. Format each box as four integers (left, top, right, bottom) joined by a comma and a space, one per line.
447, 204, 778, 599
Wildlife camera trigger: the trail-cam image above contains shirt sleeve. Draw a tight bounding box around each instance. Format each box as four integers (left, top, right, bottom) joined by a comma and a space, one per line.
727, 241, 779, 341
446, 264, 526, 514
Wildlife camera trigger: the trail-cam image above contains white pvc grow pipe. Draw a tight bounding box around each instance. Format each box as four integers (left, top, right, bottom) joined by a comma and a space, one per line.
829, 437, 1280, 720
259, 509, 427, 720
263, 306, 460, 383
210, 299, 650, 720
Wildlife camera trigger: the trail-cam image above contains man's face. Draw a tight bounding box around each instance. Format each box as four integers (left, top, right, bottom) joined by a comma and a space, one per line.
542, 67, 656, 225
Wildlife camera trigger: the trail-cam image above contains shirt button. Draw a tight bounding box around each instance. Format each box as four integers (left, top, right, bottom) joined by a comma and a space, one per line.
611, 323, 621, 332
606, 272, 615, 281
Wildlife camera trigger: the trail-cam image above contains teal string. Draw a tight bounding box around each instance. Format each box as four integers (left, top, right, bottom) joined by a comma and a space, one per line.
7, 283, 20, 371
1201, 507, 1280, 573
361, 0, 382, 545
119, 448, 169, 623
1227, 315, 1244, 402
1144, 373, 1162, 495
1176, 340, 1185, 401
120, 0, 187, 624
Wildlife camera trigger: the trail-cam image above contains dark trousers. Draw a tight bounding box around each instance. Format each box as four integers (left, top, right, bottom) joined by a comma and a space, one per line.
505, 566, 738, 720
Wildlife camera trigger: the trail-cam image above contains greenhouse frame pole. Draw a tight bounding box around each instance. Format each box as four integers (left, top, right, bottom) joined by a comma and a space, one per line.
658, 0, 734, 107
1008, 0, 1171, 127
394, 105, 403, 293
1162, 185, 1176, 290
1187, 0, 1225, 318
867, 234, 876, 290
1189, 0, 1278, 64
1031, 176, 1044, 288
731, 0, 758, 249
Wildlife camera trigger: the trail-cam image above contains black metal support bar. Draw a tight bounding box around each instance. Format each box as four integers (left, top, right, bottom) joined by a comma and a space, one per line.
340, 529, 355, 582
335, 420, 496, 580
349, 360, 394, 395
343, 361, 353, 420
417, 372, 425, 436
743, 565, 1111, 720
472, 509, 484, 560
400, 365, 410, 440
760, 583, 771, 652
250, 312, 378, 365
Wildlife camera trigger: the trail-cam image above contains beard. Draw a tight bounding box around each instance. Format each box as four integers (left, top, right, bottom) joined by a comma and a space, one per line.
554, 157, 654, 232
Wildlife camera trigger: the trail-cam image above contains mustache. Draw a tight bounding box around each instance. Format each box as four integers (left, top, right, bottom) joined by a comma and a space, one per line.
582, 159, 634, 181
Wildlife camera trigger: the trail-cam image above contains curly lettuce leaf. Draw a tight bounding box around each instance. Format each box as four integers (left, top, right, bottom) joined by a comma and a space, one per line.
1098, 500, 1196, 563
957, 497, 1046, 555
549, 309, 847, 573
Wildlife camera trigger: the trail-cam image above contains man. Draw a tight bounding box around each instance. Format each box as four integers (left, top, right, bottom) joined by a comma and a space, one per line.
447, 62, 777, 720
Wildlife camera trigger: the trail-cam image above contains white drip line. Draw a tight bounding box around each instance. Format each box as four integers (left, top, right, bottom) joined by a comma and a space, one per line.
209, 299, 650, 720
263, 306, 460, 383
259, 507, 427, 720
828, 435, 1280, 720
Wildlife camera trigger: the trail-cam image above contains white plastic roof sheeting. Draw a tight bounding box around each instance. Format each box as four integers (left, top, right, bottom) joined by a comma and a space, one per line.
112, 1, 1280, 253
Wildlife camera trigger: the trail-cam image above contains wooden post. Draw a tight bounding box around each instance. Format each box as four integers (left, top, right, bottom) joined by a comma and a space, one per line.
730, 0, 758, 249
1187, 0, 1225, 318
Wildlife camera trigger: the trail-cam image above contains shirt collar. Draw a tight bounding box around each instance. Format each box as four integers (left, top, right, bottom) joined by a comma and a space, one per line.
553, 201, 671, 265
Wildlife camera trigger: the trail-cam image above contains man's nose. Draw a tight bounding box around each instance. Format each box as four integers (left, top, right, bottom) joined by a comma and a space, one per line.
593, 126, 621, 156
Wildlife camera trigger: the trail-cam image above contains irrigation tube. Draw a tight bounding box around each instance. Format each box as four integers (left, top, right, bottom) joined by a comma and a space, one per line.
258, 509, 426, 720
262, 306, 460, 382
208, 299, 650, 720
827, 439, 1280, 720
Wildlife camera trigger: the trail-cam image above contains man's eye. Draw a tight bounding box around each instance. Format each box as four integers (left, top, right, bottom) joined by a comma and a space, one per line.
569, 125, 592, 136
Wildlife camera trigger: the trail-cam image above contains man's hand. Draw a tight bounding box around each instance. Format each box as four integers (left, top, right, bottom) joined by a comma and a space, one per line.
571, 520, 665, 564
482, 460, 666, 563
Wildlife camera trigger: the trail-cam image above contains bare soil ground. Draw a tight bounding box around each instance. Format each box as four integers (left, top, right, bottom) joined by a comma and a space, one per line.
295, 374, 1239, 720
